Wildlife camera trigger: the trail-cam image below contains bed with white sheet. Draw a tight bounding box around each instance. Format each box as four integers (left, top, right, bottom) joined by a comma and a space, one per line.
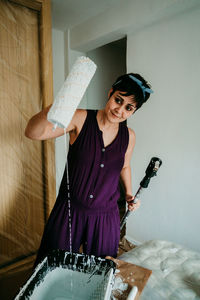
119, 240, 200, 300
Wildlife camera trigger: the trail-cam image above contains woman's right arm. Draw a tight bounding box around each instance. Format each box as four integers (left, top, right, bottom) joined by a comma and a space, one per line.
25, 105, 78, 140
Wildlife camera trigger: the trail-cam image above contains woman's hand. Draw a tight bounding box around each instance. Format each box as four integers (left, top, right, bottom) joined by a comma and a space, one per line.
126, 194, 141, 211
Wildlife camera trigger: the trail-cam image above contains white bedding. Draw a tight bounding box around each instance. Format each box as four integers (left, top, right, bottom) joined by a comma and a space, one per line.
119, 240, 200, 299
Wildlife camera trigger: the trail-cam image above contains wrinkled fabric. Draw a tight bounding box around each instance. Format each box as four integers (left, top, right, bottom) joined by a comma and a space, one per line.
35, 110, 129, 265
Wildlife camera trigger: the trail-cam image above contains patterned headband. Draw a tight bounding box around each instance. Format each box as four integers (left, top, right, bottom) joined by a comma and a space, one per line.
113, 74, 154, 98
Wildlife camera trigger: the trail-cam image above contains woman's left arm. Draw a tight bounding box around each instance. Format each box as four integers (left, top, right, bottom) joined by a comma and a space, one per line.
120, 128, 141, 211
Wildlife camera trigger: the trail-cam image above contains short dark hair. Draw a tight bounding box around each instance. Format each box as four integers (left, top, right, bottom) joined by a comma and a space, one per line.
111, 73, 152, 110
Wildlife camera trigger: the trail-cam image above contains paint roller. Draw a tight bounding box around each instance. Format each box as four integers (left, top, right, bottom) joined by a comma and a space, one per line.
120, 157, 162, 230
47, 56, 97, 130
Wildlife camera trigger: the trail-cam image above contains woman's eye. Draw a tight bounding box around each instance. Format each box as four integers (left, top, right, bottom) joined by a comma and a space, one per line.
126, 105, 132, 111
115, 98, 122, 104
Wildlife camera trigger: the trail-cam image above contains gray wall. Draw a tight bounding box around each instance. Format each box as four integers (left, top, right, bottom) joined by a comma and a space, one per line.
86, 39, 126, 109
126, 8, 200, 251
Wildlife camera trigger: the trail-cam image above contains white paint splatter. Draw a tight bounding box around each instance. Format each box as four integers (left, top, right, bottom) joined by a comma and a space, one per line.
112, 275, 128, 295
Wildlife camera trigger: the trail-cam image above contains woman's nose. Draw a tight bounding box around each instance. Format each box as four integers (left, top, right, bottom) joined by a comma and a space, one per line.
115, 105, 124, 115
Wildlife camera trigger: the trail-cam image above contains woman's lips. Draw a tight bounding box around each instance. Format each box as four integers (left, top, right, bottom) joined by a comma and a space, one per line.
111, 111, 120, 119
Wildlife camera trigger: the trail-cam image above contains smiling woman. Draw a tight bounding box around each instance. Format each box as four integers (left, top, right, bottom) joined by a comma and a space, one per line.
25, 72, 153, 267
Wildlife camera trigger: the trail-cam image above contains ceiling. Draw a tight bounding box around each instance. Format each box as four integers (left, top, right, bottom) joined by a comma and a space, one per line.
51, 0, 122, 31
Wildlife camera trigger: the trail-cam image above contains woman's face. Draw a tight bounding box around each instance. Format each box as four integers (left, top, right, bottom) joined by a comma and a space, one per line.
104, 89, 137, 123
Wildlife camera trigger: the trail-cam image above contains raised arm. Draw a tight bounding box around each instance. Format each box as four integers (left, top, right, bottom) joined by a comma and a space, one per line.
25, 106, 85, 141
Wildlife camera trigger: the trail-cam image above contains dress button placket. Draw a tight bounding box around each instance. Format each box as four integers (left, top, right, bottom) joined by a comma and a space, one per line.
89, 148, 105, 199
101, 148, 105, 168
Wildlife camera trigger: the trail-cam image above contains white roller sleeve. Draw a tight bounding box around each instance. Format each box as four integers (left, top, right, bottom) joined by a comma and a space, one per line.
47, 56, 97, 129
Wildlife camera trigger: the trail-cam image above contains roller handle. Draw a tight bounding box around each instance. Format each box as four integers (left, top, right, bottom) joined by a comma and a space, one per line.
120, 210, 131, 231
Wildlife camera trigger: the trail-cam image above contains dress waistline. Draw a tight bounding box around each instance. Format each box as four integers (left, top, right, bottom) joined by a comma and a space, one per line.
70, 200, 119, 215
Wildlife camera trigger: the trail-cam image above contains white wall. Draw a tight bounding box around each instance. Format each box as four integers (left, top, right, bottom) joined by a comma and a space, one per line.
126, 9, 200, 251
70, 0, 200, 52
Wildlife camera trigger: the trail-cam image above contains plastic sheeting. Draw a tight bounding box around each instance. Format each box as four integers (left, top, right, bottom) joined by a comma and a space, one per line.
119, 240, 200, 300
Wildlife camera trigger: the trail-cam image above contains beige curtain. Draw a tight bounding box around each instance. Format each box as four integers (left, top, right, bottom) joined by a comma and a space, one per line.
0, 0, 47, 267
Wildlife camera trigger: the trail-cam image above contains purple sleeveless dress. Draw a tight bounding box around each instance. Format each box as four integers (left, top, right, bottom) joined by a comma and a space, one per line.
35, 110, 129, 265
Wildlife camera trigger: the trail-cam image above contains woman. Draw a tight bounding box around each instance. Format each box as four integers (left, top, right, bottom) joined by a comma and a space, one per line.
25, 73, 153, 265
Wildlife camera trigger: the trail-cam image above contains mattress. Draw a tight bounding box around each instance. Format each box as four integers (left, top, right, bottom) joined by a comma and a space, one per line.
119, 240, 200, 300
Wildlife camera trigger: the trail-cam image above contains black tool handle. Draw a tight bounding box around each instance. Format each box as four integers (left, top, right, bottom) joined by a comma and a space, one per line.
120, 157, 162, 231
120, 186, 144, 230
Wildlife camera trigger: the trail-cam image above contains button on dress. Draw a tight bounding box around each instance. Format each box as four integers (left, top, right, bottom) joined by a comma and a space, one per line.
35, 110, 129, 265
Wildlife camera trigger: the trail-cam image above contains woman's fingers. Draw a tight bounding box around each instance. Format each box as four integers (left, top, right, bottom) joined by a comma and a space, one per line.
128, 199, 141, 211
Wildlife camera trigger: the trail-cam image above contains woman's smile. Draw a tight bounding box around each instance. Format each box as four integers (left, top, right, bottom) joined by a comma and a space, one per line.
111, 111, 121, 119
